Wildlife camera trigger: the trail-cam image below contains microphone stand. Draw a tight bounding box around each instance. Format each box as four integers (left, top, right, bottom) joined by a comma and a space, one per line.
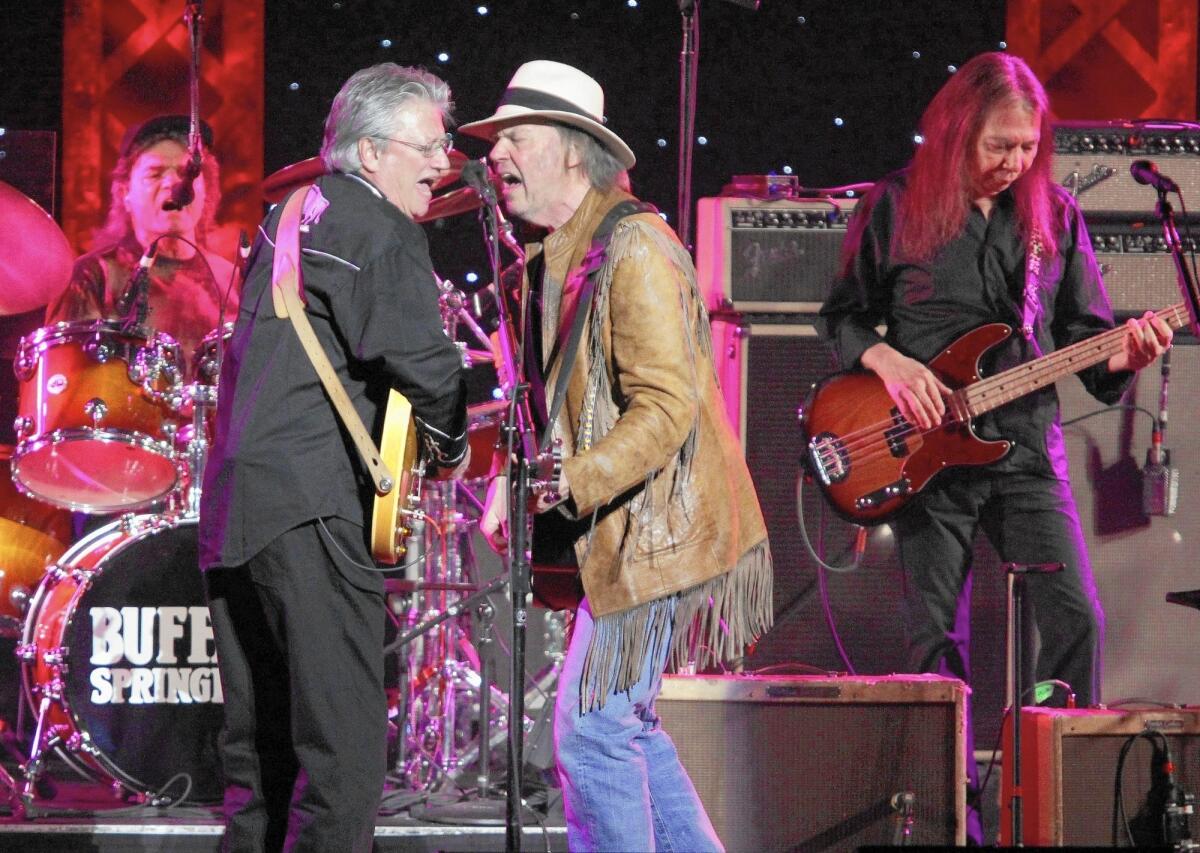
677, 0, 699, 253
163, 1, 204, 213
1154, 187, 1200, 337
477, 200, 537, 853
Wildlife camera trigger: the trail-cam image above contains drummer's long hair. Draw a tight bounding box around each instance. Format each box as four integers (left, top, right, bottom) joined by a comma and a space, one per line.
895, 51, 1061, 263
92, 136, 221, 250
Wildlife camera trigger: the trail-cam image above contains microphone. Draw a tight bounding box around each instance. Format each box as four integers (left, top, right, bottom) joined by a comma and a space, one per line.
117, 241, 159, 328
461, 158, 524, 257
1142, 348, 1179, 516
163, 155, 202, 211
1158, 740, 1196, 845
1130, 159, 1180, 194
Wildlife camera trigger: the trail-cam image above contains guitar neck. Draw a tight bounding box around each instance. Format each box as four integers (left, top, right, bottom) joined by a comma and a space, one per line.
962, 303, 1189, 418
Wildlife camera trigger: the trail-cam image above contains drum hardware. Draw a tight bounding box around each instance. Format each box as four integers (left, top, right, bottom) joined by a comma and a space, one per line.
388, 480, 540, 795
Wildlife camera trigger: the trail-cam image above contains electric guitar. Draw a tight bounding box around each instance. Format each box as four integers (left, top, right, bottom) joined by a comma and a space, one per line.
370, 389, 423, 565
800, 302, 1188, 525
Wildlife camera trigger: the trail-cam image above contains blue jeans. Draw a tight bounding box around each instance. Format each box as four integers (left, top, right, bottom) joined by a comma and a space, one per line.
554, 597, 722, 852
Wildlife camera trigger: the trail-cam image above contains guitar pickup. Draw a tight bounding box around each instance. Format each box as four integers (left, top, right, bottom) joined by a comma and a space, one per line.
884, 407, 909, 458
855, 478, 912, 510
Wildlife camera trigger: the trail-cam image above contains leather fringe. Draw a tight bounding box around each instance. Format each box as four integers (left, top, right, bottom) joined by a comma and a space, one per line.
579, 538, 774, 712
573, 218, 772, 711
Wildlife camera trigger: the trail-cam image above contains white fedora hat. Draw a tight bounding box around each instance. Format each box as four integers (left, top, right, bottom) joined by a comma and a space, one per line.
459, 60, 636, 169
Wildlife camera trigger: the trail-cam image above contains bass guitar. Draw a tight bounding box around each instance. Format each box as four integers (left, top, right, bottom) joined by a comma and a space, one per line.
800, 302, 1188, 525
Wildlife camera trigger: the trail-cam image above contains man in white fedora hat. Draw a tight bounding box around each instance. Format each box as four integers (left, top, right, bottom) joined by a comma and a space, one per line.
462, 60, 773, 852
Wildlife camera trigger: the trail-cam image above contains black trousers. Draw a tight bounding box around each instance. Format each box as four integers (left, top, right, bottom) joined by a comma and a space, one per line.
893, 468, 1104, 706
204, 518, 387, 853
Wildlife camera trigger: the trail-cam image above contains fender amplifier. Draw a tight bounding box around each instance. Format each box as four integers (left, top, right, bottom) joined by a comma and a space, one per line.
657, 674, 968, 850
695, 195, 860, 313
1054, 121, 1200, 215
1089, 220, 1196, 318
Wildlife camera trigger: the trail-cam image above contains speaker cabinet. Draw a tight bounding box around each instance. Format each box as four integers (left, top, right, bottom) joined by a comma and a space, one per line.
656, 674, 968, 850
999, 706, 1200, 845
695, 196, 859, 313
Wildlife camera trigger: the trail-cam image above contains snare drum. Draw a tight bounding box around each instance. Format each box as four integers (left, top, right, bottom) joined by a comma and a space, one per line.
0, 446, 71, 636
465, 399, 506, 481
18, 513, 224, 803
11, 320, 184, 512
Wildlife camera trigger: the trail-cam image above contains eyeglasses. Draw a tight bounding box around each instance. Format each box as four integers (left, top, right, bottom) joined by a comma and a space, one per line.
383, 133, 454, 159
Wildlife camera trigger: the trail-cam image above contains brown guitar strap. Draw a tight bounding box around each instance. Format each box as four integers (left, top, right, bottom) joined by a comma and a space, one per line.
271, 184, 395, 496
539, 199, 655, 451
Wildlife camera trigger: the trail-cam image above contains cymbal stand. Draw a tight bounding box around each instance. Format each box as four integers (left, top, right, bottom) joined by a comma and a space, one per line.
394, 481, 515, 796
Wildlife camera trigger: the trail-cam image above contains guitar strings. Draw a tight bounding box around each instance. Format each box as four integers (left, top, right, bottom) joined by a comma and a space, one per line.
810, 304, 1184, 477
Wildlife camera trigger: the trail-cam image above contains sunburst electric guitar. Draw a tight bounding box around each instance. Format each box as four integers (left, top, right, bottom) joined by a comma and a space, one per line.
800, 302, 1188, 525
370, 389, 425, 565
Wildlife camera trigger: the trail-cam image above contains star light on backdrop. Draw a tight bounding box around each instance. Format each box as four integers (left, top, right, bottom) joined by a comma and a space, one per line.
236, 2, 1019, 299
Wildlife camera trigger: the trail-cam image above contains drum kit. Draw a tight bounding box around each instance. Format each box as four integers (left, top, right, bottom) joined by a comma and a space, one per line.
0, 153, 562, 815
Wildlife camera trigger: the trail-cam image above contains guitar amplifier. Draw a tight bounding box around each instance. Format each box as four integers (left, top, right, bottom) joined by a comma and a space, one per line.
999, 707, 1200, 846
1054, 121, 1200, 215
695, 195, 861, 313
657, 674, 968, 849
1089, 220, 1195, 318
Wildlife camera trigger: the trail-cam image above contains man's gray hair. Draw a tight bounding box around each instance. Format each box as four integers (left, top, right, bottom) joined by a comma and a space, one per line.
321, 63, 453, 173
555, 125, 625, 192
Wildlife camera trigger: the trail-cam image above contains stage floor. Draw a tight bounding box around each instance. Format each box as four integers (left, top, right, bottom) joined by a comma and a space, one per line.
0, 776, 567, 852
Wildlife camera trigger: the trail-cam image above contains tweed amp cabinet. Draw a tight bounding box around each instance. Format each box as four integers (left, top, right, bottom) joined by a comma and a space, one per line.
998, 706, 1200, 846
695, 194, 860, 314
656, 673, 968, 851
1054, 120, 1200, 215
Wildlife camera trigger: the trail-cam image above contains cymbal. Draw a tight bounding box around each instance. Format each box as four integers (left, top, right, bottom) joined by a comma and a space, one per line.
0, 180, 74, 316
262, 150, 468, 204
415, 186, 483, 223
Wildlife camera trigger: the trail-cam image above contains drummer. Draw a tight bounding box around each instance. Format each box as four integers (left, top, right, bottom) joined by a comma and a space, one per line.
45, 114, 237, 371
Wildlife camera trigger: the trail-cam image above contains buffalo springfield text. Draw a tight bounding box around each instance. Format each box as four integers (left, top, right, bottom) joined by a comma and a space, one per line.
89, 606, 222, 704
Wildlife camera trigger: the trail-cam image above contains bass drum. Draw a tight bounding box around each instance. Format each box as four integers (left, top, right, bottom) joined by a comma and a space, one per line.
19, 514, 224, 803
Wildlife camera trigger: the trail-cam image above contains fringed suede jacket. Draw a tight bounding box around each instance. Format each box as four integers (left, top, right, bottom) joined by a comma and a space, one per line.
527, 185, 773, 709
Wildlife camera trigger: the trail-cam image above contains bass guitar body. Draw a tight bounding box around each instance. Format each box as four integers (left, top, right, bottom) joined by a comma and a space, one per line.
800, 323, 1014, 524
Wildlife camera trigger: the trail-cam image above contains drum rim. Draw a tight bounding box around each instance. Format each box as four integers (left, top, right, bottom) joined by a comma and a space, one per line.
17, 319, 183, 355
11, 430, 180, 512
19, 513, 207, 799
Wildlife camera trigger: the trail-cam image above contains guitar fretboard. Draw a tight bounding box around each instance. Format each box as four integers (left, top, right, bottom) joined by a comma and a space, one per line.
961, 303, 1189, 418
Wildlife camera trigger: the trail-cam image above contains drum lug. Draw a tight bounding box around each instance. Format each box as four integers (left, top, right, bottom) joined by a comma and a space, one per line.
83, 397, 108, 428
45, 563, 68, 584
12, 415, 32, 438
42, 676, 64, 701
86, 338, 115, 364
13, 643, 36, 663
41, 647, 67, 669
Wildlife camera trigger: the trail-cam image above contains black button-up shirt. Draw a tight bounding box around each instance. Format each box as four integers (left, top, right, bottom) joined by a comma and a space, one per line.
817, 170, 1132, 476
200, 173, 467, 569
